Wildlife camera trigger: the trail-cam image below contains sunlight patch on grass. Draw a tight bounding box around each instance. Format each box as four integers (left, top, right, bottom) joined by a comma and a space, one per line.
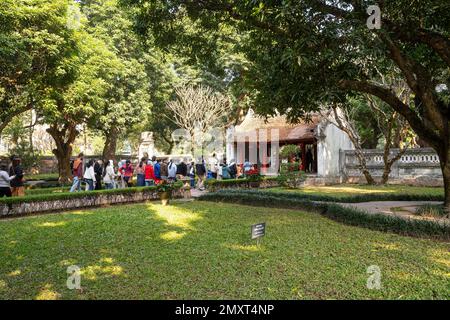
160, 230, 187, 241
225, 244, 262, 252
149, 203, 202, 230
82, 264, 124, 281
35, 284, 60, 300
35, 221, 67, 228
7, 270, 21, 277
372, 243, 401, 251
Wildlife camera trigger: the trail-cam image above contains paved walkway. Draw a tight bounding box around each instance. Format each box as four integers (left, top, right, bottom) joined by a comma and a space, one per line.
338, 201, 449, 225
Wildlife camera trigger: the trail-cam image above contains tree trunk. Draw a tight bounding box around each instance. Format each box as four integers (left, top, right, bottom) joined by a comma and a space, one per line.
355, 150, 376, 185
47, 123, 78, 184
439, 148, 450, 218
102, 127, 119, 163
53, 147, 72, 184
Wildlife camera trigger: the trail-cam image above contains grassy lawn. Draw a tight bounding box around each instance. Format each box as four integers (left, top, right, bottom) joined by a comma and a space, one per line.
268, 184, 444, 198
0, 201, 448, 300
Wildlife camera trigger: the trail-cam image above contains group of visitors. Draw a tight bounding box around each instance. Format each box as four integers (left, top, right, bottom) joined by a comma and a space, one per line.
69, 152, 257, 193
0, 155, 25, 198
69, 153, 185, 192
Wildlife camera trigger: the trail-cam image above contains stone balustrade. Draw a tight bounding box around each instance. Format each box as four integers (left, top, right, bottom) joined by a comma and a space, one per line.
340, 148, 443, 186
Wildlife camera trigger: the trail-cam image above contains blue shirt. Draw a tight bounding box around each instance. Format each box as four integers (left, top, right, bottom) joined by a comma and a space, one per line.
154, 163, 161, 179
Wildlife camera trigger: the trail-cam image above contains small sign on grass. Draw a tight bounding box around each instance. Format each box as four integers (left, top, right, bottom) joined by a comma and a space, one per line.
251, 222, 266, 242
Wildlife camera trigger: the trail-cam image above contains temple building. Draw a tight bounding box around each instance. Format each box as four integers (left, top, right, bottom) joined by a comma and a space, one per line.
225, 109, 354, 183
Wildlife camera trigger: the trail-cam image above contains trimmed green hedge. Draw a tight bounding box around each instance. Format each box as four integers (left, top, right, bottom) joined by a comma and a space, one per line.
199, 191, 450, 240
213, 188, 445, 203
205, 176, 278, 189
0, 182, 184, 205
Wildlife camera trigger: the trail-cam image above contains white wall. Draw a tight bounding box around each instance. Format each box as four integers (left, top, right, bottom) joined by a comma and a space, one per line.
317, 121, 354, 179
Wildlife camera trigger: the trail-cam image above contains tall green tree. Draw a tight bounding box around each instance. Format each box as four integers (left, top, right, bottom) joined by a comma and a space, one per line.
79, 0, 152, 161
40, 29, 123, 182
0, 0, 78, 135
125, 0, 450, 212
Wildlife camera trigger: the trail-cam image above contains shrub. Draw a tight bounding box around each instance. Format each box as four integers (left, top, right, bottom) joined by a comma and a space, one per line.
221, 189, 445, 203
415, 204, 447, 218
280, 144, 300, 159
277, 163, 305, 188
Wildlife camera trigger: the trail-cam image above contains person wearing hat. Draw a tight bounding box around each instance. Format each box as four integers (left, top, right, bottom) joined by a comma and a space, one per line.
9, 156, 24, 197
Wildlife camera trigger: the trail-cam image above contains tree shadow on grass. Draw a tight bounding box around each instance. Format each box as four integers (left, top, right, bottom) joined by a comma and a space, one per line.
0, 200, 448, 299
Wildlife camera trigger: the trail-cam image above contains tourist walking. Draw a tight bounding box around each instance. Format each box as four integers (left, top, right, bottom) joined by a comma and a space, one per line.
195, 157, 206, 190
154, 159, 161, 182
9, 156, 24, 197
188, 161, 196, 188
119, 160, 134, 187
160, 159, 168, 181
83, 160, 96, 191
177, 158, 188, 179
168, 159, 177, 181
136, 158, 146, 187
94, 159, 103, 190
209, 153, 219, 179
144, 161, 155, 186
70, 153, 84, 192
103, 160, 117, 190
228, 159, 237, 179
0, 164, 14, 198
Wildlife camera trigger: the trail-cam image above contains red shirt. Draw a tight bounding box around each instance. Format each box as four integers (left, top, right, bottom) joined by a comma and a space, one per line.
144, 164, 155, 180
119, 164, 134, 177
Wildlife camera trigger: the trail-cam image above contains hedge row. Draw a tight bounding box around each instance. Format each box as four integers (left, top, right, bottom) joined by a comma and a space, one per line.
198, 191, 450, 240
212, 188, 445, 203
0, 182, 184, 205
204, 176, 278, 188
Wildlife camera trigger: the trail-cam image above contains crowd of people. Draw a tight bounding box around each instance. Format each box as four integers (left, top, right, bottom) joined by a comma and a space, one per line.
69, 152, 256, 192
0, 151, 259, 198
0, 155, 25, 198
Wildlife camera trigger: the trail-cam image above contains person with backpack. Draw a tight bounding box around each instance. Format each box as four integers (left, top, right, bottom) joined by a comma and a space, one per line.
160, 159, 169, 181
70, 153, 84, 192
0, 164, 15, 198
168, 159, 177, 182
9, 156, 24, 197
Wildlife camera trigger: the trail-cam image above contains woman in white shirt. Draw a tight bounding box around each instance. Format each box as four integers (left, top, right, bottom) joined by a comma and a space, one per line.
0, 164, 15, 198
103, 160, 117, 189
83, 160, 96, 191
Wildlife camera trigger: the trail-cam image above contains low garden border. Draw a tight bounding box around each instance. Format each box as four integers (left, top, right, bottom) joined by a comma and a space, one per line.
198, 190, 450, 240
215, 188, 445, 203
0, 186, 190, 217
205, 176, 279, 192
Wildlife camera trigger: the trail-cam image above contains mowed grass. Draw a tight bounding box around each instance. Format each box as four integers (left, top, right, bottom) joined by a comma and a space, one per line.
268, 184, 444, 198
0, 201, 448, 300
